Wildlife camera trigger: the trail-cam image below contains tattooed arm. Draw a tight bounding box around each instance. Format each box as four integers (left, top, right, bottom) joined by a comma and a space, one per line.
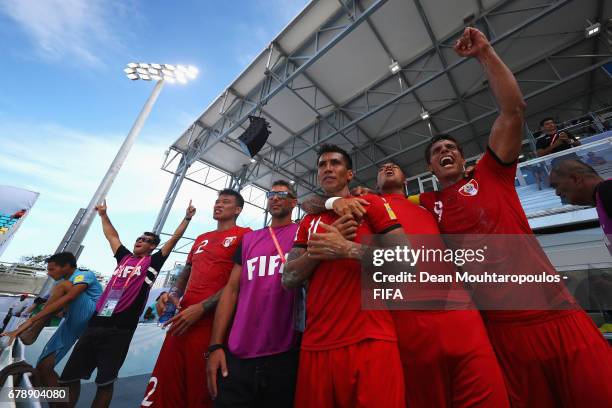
282, 247, 319, 289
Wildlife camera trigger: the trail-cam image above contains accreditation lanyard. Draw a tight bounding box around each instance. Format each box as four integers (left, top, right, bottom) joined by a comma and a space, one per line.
268, 227, 286, 264
98, 256, 147, 317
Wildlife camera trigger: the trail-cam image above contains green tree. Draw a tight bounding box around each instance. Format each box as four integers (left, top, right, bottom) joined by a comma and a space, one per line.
20, 254, 52, 268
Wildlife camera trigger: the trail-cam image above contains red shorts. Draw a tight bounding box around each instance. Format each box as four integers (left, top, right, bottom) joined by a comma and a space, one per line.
294, 339, 404, 408
485, 309, 612, 408
141, 321, 212, 408
393, 310, 509, 408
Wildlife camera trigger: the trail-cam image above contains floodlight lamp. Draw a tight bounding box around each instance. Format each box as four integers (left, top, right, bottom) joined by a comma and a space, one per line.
151, 63, 162, 69
124, 68, 135, 74
139, 63, 150, 69
148, 68, 159, 75
585, 22, 601, 38
151, 75, 162, 81
250, 158, 257, 164
137, 68, 148, 75
389, 60, 401, 74
164, 64, 176, 70
175, 73, 188, 84
127, 62, 138, 68
139, 74, 151, 80
177, 65, 188, 73
161, 69, 174, 77
420, 111, 430, 120
126, 73, 139, 80
289, 180, 295, 185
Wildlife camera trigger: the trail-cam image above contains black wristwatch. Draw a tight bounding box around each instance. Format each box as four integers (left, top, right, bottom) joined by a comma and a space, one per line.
205, 344, 224, 359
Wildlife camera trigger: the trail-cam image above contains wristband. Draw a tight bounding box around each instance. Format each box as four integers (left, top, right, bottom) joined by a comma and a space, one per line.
205, 344, 225, 359
325, 197, 341, 210
185, 217, 192, 221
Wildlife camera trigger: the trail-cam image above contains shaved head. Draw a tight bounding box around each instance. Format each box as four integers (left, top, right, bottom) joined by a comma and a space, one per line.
549, 159, 602, 206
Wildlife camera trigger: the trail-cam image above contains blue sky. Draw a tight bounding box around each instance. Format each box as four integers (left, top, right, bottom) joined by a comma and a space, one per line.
0, 0, 308, 275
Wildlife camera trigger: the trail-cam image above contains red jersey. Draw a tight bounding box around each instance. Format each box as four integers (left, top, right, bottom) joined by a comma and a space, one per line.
382, 193, 471, 307
182, 225, 251, 309
419, 148, 575, 317
294, 193, 401, 350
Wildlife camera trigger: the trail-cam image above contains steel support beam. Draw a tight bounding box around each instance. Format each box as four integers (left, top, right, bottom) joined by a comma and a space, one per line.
252, 0, 572, 187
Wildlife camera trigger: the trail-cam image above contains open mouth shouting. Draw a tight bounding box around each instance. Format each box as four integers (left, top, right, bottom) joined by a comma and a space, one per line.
440, 156, 454, 168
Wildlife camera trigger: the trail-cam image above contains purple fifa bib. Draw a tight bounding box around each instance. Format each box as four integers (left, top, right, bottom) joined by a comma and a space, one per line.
228, 223, 299, 359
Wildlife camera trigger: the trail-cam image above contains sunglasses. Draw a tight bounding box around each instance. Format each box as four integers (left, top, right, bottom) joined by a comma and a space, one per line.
136, 236, 156, 244
265, 191, 295, 199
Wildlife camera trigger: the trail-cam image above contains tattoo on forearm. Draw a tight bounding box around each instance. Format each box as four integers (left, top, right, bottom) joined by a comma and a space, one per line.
283, 248, 306, 287
174, 263, 192, 295
202, 289, 222, 313
300, 194, 328, 215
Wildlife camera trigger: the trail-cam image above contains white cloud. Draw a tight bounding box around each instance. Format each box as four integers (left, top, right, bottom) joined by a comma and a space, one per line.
0, 120, 270, 275
0, 0, 135, 66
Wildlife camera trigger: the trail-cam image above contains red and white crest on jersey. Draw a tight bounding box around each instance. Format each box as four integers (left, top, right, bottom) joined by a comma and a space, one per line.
458, 179, 479, 197
223, 236, 237, 247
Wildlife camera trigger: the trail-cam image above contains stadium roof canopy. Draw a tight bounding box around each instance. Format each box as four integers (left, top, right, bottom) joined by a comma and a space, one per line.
155, 0, 612, 231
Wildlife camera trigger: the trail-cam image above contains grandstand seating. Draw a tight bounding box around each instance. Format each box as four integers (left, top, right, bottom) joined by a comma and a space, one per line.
0, 213, 18, 235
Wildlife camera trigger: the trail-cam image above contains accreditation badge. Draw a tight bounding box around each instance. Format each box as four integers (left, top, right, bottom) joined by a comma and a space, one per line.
98, 288, 123, 317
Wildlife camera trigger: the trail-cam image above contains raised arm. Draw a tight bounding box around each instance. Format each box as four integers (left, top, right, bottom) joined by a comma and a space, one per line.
282, 247, 319, 289
206, 263, 242, 398
96, 200, 122, 254
160, 201, 196, 257
455, 28, 526, 163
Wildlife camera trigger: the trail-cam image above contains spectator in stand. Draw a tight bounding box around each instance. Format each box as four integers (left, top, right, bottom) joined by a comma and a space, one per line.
536, 117, 581, 157
58, 199, 195, 408
11, 209, 27, 219
2, 252, 102, 388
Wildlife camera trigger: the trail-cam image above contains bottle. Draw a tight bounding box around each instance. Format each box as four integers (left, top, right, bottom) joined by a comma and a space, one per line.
158, 302, 177, 327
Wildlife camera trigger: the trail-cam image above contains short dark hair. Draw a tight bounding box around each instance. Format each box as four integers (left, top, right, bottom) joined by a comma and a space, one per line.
271, 180, 296, 197
424, 134, 464, 164
539, 117, 555, 127
378, 160, 405, 175
143, 232, 161, 246
219, 188, 245, 208
317, 144, 353, 170
551, 159, 599, 177
46, 252, 77, 268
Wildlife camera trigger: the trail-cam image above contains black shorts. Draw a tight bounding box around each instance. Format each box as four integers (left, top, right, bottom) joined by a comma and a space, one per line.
58, 325, 134, 386
215, 348, 299, 408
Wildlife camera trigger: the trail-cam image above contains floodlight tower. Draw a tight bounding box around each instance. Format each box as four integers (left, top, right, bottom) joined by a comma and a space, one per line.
58, 63, 198, 258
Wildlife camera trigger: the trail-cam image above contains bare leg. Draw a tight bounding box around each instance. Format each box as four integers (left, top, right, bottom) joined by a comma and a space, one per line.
92, 383, 114, 408
36, 353, 58, 387
21, 280, 71, 345
66, 380, 81, 408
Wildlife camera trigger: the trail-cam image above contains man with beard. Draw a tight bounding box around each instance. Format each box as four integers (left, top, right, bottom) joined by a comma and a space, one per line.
142, 189, 251, 408
206, 180, 300, 407
283, 144, 406, 408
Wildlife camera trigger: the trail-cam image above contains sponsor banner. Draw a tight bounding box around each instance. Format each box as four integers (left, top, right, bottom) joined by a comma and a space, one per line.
360, 234, 612, 310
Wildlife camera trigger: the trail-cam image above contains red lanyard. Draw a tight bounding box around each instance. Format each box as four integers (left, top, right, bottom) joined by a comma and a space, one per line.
268, 227, 286, 264
550, 133, 558, 145
109, 256, 147, 290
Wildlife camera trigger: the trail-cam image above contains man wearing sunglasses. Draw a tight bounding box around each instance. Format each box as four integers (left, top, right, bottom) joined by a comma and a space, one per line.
206, 180, 301, 407
59, 199, 195, 408
143, 189, 250, 408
